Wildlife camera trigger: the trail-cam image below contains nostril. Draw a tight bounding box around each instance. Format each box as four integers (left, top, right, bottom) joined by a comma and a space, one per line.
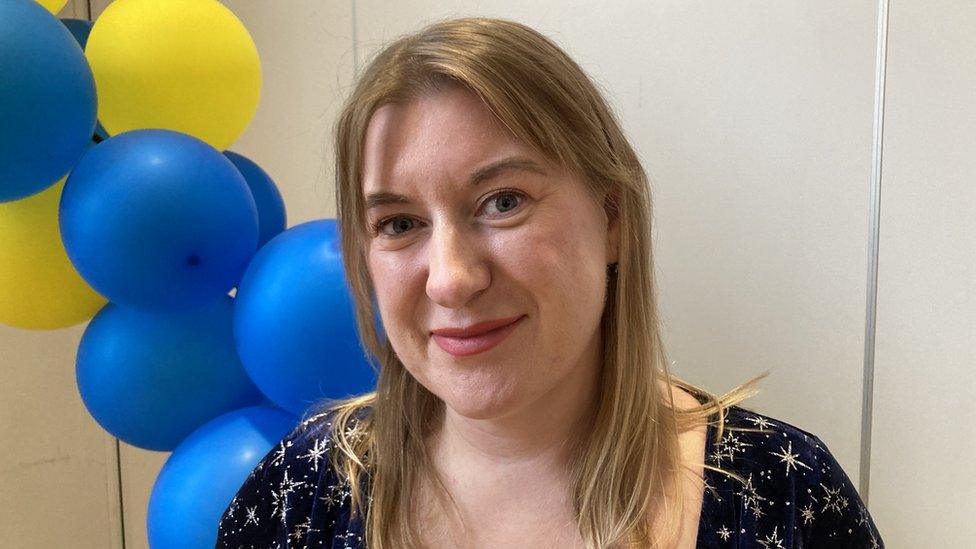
186, 254, 201, 267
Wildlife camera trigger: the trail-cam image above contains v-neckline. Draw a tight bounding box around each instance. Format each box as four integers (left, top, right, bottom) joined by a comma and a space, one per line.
692, 418, 717, 546
691, 393, 726, 547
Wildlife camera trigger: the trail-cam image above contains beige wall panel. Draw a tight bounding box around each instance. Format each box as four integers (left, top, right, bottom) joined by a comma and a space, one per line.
0, 2, 120, 547
90, 0, 107, 18
82, 0, 358, 546
355, 0, 877, 484
58, 0, 88, 19
118, 444, 166, 549
0, 324, 122, 548
221, 0, 357, 223
870, 1, 976, 546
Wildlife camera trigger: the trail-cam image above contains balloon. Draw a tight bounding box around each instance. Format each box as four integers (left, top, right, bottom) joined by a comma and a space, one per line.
36, 0, 67, 16
0, 176, 106, 330
235, 220, 377, 415
59, 18, 110, 141
59, 18, 93, 47
84, 0, 261, 151
147, 405, 298, 549
59, 129, 259, 312
76, 296, 265, 451
0, 0, 97, 202
223, 151, 286, 250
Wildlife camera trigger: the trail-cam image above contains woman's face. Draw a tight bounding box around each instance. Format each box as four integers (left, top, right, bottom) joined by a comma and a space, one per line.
361, 85, 618, 420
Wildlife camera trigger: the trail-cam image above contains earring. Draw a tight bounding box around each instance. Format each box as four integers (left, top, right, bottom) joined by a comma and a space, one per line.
607, 262, 618, 275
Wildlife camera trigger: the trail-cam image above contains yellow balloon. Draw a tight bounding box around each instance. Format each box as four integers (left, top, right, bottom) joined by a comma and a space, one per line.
0, 177, 107, 330
84, 0, 261, 151
36, 0, 68, 15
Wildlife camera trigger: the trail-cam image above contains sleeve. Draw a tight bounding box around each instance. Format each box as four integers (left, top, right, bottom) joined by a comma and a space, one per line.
797, 435, 885, 548
215, 418, 324, 549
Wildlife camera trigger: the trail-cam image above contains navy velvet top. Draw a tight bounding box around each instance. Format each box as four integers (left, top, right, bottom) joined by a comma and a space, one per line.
216, 403, 884, 548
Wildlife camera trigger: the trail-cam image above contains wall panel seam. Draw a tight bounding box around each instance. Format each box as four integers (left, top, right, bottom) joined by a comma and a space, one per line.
861, 0, 891, 506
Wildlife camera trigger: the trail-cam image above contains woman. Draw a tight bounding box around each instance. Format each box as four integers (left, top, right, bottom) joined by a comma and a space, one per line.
217, 17, 884, 548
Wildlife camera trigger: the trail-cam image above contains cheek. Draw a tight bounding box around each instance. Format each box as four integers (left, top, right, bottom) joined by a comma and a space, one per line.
367, 251, 445, 368
493, 219, 607, 314
367, 253, 417, 331
488, 227, 606, 381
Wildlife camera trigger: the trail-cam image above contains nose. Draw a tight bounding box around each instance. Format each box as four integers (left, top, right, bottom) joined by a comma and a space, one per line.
425, 223, 490, 309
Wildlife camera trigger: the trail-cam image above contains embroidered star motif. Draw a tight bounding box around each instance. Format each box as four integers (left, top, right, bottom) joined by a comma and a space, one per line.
243, 506, 259, 527
289, 517, 321, 543
735, 473, 768, 519
710, 431, 755, 466
745, 415, 775, 431
299, 437, 329, 472
800, 502, 816, 525
769, 440, 814, 477
757, 525, 786, 548
271, 440, 293, 467
819, 483, 849, 515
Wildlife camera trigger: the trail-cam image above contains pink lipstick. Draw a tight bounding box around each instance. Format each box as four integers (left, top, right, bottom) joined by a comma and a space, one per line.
431, 315, 525, 357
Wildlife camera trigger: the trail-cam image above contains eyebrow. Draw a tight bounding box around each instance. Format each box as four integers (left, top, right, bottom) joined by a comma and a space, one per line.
364, 156, 548, 211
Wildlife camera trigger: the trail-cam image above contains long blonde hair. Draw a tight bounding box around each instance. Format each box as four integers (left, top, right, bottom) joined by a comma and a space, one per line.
315, 16, 769, 548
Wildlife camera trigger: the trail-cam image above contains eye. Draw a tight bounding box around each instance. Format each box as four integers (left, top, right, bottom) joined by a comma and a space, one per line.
371, 189, 527, 239
481, 189, 525, 217
371, 216, 418, 238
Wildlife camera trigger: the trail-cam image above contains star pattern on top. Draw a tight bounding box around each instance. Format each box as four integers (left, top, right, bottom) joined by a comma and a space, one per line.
768, 440, 814, 477
215, 404, 885, 548
694, 404, 884, 547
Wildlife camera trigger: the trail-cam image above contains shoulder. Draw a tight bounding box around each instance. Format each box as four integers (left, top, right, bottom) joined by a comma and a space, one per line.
215, 407, 368, 548
708, 403, 823, 467
701, 404, 885, 548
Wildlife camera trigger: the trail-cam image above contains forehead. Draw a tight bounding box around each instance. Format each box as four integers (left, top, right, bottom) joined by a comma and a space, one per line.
361, 87, 534, 193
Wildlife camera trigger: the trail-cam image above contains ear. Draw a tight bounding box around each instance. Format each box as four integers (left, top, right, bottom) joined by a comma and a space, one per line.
598, 186, 620, 264
606, 212, 619, 264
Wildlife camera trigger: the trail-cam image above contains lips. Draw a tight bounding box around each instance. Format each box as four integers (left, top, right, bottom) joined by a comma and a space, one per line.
431, 315, 525, 357
430, 315, 524, 337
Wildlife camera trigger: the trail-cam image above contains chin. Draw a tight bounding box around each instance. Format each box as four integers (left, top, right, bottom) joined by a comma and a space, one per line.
421, 359, 528, 420
441, 391, 518, 421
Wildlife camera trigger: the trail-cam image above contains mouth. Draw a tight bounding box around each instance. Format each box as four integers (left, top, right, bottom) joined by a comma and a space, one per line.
431, 315, 525, 357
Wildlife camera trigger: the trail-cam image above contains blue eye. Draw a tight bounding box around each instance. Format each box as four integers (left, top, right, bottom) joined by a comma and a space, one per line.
372, 216, 415, 237
484, 191, 523, 216
371, 189, 526, 239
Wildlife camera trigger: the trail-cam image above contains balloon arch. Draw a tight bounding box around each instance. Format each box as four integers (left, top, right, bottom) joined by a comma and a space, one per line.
0, 1, 376, 546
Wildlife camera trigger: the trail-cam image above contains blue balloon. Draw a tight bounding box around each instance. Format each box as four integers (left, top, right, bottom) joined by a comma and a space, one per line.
147, 405, 298, 549
60, 18, 93, 48
223, 151, 286, 250
0, 0, 97, 202
76, 296, 265, 451
235, 219, 377, 415
60, 129, 259, 312
59, 18, 109, 141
